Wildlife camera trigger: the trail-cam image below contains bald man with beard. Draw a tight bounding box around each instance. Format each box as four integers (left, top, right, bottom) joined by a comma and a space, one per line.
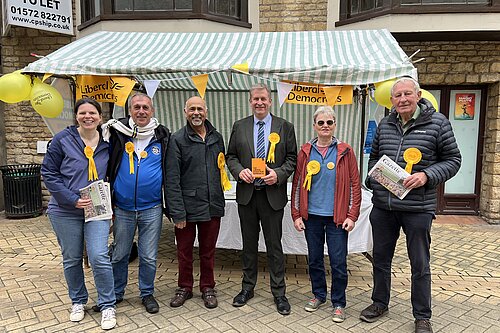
165, 96, 226, 309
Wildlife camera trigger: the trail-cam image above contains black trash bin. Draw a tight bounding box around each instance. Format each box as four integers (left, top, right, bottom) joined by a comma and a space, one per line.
0, 164, 43, 218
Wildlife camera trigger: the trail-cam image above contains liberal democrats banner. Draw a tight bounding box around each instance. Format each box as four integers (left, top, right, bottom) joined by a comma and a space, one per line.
76, 76, 136, 107
280, 80, 353, 106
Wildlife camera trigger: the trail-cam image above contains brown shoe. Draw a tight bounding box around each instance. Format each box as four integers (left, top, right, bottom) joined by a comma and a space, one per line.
170, 288, 193, 308
202, 288, 218, 309
415, 319, 433, 333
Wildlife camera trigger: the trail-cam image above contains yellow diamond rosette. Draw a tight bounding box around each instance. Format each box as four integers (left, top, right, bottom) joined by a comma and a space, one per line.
267, 132, 280, 163
125, 142, 135, 174
303, 160, 321, 191
403, 147, 422, 174
84, 146, 98, 181
217, 152, 232, 191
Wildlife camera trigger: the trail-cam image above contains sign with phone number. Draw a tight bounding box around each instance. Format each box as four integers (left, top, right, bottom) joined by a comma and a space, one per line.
6, 0, 73, 35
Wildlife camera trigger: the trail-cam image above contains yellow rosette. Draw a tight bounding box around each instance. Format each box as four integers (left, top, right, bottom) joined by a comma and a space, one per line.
267, 132, 280, 163
84, 146, 98, 181
217, 152, 232, 191
125, 142, 135, 174
303, 160, 321, 191
403, 148, 422, 173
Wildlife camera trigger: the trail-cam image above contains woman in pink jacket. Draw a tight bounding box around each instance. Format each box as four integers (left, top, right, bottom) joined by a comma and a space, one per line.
291, 106, 361, 323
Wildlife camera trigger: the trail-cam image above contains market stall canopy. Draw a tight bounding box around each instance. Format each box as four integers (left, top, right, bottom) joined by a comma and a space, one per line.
22, 29, 416, 90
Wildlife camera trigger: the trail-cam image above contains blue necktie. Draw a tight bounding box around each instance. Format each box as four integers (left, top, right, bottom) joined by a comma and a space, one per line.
256, 121, 265, 159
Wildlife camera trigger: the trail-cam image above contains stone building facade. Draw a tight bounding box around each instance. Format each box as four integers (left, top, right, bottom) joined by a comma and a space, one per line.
259, 0, 328, 32
1, 0, 76, 206
0, 27, 74, 206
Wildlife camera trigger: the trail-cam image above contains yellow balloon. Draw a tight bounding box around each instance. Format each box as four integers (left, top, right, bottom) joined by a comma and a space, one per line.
420, 89, 439, 112
30, 78, 64, 118
0, 72, 32, 103
374, 79, 396, 109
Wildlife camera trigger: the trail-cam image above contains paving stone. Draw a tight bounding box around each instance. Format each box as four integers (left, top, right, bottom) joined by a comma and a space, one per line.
0, 215, 499, 332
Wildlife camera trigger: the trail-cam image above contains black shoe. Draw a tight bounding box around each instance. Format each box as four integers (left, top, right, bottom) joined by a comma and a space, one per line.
274, 296, 291, 315
142, 295, 159, 314
415, 319, 433, 333
232, 289, 254, 307
92, 298, 123, 312
359, 304, 388, 323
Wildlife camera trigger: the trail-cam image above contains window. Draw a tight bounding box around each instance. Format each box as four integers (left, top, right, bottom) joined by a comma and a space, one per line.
401, 0, 489, 3
81, 0, 101, 23
349, 0, 384, 16
80, 0, 249, 28
114, 0, 193, 11
339, 0, 496, 22
209, 0, 241, 19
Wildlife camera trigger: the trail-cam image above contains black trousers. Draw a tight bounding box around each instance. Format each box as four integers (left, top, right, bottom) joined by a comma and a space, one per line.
237, 190, 286, 297
370, 206, 433, 319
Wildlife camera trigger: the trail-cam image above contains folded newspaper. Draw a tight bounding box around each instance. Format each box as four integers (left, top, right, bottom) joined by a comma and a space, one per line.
368, 155, 411, 200
79, 180, 113, 222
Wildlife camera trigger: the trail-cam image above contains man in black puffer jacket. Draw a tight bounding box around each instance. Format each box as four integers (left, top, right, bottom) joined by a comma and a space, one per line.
360, 77, 461, 333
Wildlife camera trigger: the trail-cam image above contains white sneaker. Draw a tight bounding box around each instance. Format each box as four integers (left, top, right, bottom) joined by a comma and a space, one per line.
101, 308, 116, 330
69, 303, 85, 322
332, 306, 346, 323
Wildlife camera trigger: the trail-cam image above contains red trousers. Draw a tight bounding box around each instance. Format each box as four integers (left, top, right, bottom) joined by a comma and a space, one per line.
175, 217, 221, 292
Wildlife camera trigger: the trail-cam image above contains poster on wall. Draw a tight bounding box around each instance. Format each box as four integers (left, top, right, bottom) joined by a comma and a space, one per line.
454, 93, 475, 120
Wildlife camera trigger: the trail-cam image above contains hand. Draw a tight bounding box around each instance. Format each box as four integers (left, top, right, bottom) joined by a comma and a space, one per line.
342, 218, 355, 232
262, 166, 278, 185
175, 221, 187, 229
239, 168, 254, 184
403, 172, 428, 189
294, 218, 305, 232
75, 198, 92, 209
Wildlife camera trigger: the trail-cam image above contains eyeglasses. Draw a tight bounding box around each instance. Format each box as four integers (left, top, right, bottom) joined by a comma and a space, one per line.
316, 120, 335, 126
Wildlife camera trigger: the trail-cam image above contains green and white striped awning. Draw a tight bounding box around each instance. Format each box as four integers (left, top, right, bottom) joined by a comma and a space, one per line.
22, 29, 416, 90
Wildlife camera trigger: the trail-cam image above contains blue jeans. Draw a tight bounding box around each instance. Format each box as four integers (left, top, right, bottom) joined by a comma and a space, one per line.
304, 214, 348, 307
48, 214, 115, 309
111, 205, 163, 299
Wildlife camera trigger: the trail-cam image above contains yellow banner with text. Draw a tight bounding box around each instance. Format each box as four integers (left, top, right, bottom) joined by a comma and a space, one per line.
283, 80, 353, 106
76, 76, 136, 106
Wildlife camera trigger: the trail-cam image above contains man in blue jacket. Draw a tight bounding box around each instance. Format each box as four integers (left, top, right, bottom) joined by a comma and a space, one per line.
102, 93, 170, 314
360, 77, 461, 333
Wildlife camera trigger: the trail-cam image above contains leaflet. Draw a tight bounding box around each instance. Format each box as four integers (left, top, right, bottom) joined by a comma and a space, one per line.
79, 180, 113, 222
368, 155, 411, 200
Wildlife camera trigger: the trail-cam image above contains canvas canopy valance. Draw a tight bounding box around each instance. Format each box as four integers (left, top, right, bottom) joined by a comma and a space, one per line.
22, 29, 416, 91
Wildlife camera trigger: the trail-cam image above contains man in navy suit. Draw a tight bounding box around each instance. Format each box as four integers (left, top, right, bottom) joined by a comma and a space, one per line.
226, 83, 297, 315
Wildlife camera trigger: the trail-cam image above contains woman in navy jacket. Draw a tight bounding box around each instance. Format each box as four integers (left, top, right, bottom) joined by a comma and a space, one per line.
41, 98, 116, 330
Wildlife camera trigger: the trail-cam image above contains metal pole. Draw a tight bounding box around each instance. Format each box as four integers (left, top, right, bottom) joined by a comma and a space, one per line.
359, 86, 367, 178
